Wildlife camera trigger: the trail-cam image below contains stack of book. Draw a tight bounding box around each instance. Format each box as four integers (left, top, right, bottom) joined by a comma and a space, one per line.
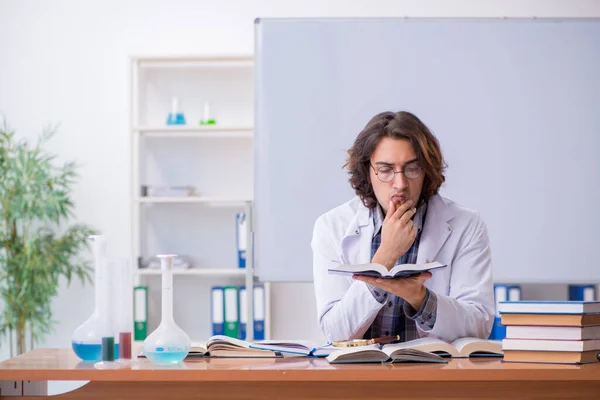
499, 300, 600, 364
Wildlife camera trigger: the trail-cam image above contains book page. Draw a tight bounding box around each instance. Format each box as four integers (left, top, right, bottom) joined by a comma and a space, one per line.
451, 337, 503, 357
250, 340, 317, 356
328, 263, 388, 276
254, 339, 324, 350
389, 262, 446, 278
207, 335, 253, 349
326, 344, 386, 363
190, 341, 208, 354
382, 337, 458, 357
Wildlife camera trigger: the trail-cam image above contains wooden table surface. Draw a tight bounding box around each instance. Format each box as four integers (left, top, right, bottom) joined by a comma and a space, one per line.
1, 348, 599, 382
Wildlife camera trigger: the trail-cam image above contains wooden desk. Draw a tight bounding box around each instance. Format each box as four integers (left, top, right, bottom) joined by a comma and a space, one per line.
1, 348, 599, 399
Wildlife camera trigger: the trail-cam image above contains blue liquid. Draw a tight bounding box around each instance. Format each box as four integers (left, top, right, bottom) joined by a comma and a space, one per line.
145, 351, 188, 364
72, 342, 120, 362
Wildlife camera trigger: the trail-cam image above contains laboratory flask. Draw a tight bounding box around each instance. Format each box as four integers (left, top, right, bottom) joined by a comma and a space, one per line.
143, 254, 191, 364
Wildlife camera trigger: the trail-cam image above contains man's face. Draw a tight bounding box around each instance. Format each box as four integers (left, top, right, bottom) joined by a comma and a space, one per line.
369, 137, 425, 215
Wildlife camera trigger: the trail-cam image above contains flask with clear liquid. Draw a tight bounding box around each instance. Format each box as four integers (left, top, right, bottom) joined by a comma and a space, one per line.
71, 235, 119, 361
143, 254, 191, 364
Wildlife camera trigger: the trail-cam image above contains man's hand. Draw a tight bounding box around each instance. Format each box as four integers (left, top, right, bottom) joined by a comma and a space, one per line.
353, 272, 432, 310
372, 199, 417, 270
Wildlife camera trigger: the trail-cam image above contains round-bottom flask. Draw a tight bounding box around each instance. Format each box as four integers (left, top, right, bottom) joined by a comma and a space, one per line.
143, 255, 191, 364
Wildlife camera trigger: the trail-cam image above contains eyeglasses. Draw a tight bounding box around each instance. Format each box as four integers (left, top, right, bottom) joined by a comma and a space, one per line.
371, 164, 422, 182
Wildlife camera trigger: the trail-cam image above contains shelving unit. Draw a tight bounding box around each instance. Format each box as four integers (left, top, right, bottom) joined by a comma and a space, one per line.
135, 197, 251, 205
130, 55, 269, 343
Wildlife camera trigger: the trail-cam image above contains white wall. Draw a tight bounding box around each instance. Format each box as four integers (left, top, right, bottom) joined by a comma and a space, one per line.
1, 0, 599, 371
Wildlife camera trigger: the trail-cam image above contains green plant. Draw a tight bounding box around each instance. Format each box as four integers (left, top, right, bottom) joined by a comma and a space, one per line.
0, 118, 96, 356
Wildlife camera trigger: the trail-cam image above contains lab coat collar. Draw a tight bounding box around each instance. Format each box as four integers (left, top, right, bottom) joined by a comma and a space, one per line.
343, 194, 456, 265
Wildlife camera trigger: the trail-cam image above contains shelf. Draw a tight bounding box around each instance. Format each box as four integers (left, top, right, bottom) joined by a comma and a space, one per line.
136, 197, 251, 206
133, 56, 253, 69
134, 126, 253, 138
136, 268, 246, 276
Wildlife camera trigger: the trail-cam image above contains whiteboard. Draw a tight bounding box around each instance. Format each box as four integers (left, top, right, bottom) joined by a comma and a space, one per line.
254, 18, 600, 283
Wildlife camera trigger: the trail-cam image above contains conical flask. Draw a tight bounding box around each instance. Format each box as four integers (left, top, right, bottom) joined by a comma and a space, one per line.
143, 254, 191, 364
71, 235, 119, 361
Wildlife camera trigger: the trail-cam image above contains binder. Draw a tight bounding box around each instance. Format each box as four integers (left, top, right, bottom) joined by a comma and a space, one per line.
508, 285, 522, 302
236, 213, 247, 268
489, 284, 509, 340
223, 286, 240, 338
568, 285, 597, 302
239, 286, 247, 340
211, 286, 225, 336
133, 286, 148, 340
253, 286, 266, 340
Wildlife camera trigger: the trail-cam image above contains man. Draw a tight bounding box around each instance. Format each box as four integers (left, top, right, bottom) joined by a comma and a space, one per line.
312, 111, 494, 343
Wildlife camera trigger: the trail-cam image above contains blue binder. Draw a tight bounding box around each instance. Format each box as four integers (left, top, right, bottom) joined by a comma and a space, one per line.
490, 284, 509, 340
236, 213, 247, 268
253, 286, 266, 340
211, 286, 225, 336
490, 284, 521, 340
239, 286, 247, 340
568, 285, 597, 302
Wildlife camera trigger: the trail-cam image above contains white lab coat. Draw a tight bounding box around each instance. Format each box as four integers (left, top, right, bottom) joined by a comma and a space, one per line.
312, 194, 494, 343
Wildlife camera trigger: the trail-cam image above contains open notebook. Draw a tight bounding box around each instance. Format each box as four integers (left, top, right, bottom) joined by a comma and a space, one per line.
140, 336, 333, 359
326, 337, 503, 364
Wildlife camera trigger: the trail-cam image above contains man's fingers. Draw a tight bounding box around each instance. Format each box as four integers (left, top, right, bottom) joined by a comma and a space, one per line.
384, 200, 396, 221
399, 207, 417, 226
352, 274, 378, 284
392, 199, 414, 219
418, 271, 433, 281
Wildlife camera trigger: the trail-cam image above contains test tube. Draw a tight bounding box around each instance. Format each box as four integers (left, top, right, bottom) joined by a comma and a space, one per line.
117, 259, 134, 363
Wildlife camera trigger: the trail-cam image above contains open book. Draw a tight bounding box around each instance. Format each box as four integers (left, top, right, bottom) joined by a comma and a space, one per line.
326, 337, 503, 364
140, 336, 333, 359
328, 262, 446, 278
250, 339, 334, 357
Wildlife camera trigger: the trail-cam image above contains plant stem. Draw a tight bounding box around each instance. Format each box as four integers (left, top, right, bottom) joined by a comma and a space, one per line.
16, 318, 25, 355
9, 329, 13, 358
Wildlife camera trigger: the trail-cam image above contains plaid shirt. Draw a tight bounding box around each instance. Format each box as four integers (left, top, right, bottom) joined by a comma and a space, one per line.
364, 202, 438, 341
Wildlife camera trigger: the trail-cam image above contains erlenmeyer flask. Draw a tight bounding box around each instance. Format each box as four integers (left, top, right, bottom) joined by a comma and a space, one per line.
143, 254, 191, 364
71, 235, 119, 361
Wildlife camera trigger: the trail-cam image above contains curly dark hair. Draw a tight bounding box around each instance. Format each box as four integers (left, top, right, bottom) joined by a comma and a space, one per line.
345, 111, 447, 209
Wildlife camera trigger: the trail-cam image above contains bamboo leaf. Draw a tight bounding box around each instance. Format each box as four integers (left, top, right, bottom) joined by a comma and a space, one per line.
0, 117, 96, 354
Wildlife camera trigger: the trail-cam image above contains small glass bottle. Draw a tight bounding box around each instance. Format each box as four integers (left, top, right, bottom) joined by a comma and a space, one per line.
143, 254, 191, 364
71, 235, 119, 362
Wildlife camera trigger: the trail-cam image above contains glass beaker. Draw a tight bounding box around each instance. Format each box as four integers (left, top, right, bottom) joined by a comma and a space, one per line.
71, 235, 119, 362
143, 254, 191, 364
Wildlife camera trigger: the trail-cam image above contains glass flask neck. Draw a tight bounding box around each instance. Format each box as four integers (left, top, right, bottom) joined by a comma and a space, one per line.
90, 235, 107, 316
160, 257, 175, 325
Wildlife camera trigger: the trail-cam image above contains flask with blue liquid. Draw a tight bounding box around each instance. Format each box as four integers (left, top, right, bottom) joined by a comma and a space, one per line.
166, 97, 186, 125
71, 235, 119, 362
143, 254, 191, 364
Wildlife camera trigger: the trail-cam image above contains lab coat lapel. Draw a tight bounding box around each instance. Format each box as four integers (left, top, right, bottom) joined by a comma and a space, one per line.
417, 194, 454, 265
340, 201, 373, 265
